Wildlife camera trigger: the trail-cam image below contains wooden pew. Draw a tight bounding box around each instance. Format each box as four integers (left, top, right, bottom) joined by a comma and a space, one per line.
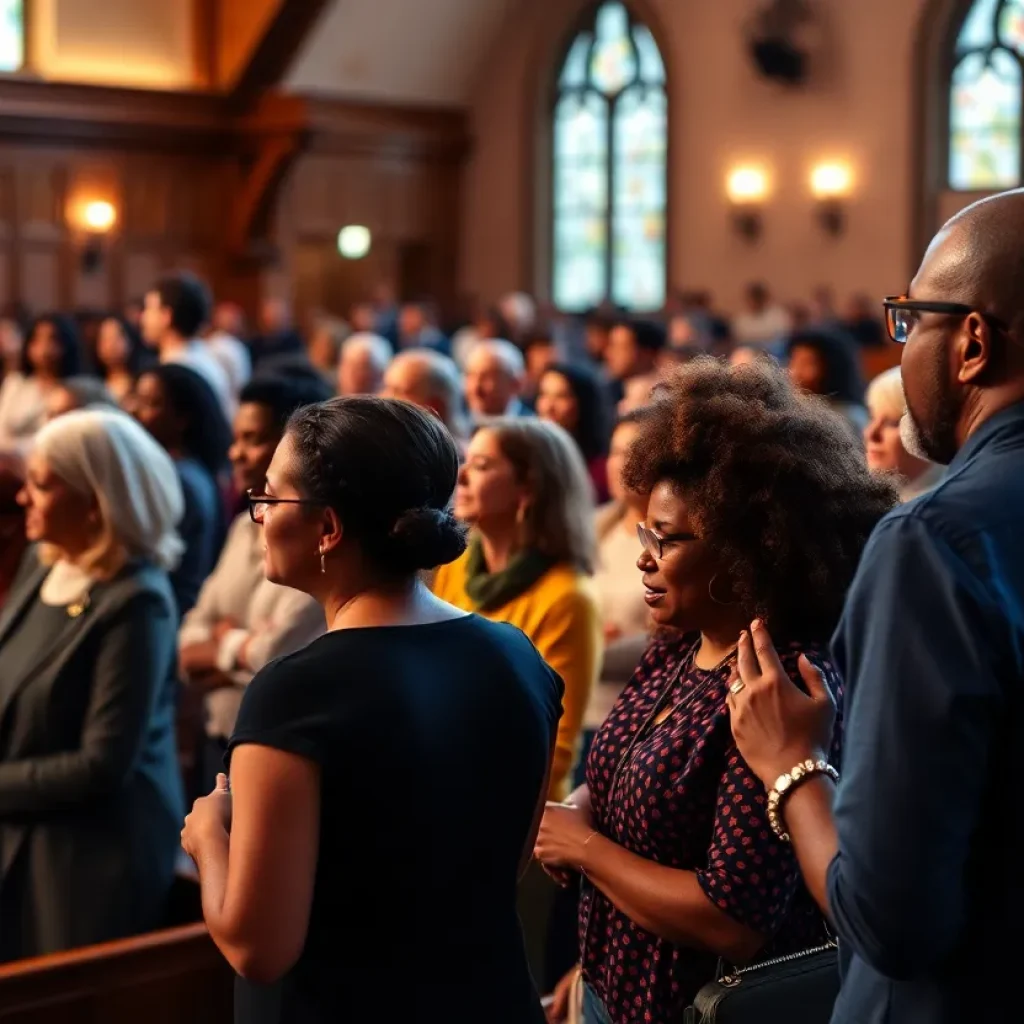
0, 923, 234, 1024
0, 863, 232, 1024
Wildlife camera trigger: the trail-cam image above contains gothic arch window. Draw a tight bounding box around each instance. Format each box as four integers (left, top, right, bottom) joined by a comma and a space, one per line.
948, 0, 1024, 189
0, 0, 24, 72
551, 1, 667, 312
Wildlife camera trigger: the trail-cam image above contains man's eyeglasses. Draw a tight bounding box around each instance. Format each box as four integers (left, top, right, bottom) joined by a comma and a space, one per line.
636, 523, 694, 561
247, 489, 323, 524
883, 295, 1009, 345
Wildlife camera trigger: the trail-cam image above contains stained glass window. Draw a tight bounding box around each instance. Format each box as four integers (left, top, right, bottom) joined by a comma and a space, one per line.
949, 0, 1024, 189
552, 2, 667, 312
0, 0, 24, 73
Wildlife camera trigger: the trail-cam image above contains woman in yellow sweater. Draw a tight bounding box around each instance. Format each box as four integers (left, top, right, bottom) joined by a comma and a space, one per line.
433, 418, 601, 800
433, 417, 601, 988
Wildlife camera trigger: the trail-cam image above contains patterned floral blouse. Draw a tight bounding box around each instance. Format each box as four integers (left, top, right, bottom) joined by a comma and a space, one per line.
580, 632, 842, 1024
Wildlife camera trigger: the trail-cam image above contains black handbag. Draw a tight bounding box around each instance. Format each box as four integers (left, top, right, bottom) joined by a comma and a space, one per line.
683, 941, 839, 1024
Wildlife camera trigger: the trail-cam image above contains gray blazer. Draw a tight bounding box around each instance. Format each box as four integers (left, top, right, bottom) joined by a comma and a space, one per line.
0, 551, 185, 960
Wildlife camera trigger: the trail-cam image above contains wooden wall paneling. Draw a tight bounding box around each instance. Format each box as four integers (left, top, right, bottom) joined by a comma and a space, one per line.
65, 159, 122, 312
20, 248, 63, 315
123, 158, 173, 243
122, 251, 163, 304
292, 239, 330, 319
344, 156, 382, 237
290, 155, 339, 238
0, 248, 12, 310
14, 157, 66, 313
426, 160, 462, 314
0, 164, 13, 237
0, 82, 468, 325
17, 159, 65, 244
71, 255, 114, 311
175, 253, 214, 284
0, 164, 13, 309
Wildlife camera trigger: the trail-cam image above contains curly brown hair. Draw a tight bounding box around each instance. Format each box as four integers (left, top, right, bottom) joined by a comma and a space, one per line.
624, 357, 898, 640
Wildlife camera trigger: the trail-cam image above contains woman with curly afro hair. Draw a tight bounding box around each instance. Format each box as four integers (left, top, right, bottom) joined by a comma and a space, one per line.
535, 357, 897, 1024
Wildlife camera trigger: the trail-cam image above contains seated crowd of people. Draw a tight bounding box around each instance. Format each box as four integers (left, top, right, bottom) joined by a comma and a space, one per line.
0, 187, 1016, 1024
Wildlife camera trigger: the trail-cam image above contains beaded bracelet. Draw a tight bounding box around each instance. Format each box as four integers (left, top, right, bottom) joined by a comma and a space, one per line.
767, 758, 839, 842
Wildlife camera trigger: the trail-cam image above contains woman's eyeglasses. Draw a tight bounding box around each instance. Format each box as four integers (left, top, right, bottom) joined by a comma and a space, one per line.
247, 489, 323, 524
636, 523, 693, 561
883, 295, 1009, 345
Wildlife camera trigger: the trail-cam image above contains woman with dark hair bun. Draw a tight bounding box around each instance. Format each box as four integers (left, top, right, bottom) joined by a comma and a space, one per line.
181, 396, 560, 1024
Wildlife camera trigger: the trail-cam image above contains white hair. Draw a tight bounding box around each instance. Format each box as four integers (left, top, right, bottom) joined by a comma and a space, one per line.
341, 332, 392, 372
33, 409, 185, 572
865, 366, 905, 419
468, 338, 525, 380
499, 292, 536, 333
390, 349, 468, 438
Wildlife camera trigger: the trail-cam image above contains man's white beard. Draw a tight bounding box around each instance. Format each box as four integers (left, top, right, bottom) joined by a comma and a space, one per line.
900, 409, 932, 462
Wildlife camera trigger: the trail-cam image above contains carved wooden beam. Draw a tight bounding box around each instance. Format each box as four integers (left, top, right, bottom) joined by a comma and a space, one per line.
227, 95, 310, 261
227, 0, 334, 113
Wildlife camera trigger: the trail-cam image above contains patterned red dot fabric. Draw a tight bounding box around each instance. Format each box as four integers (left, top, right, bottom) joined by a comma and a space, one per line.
580, 632, 842, 1024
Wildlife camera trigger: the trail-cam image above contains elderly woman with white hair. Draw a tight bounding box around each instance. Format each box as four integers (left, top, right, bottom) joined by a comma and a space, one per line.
863, 366, 942, 501
337, 331, 392, 396
464, 338, 528, 422
0, 409, 186, 961
382, 348, 470, 449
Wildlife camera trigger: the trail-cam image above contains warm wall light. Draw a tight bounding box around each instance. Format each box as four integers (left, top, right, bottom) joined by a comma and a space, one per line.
337, 225, 372, 260
810, 162, 853, 199
82, 200, 116, 233
810, 162, 853, 236
726, 166, 769, 242
69, 198, 118, 275
727, 167, 769, 203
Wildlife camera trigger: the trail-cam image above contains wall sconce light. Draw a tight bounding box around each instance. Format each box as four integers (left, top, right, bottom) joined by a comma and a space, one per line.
83, 200, 116, 233
73, 200, 117, 274
726, 166, 769, 242
337, 225, 372, 260
810, 162, 853, 236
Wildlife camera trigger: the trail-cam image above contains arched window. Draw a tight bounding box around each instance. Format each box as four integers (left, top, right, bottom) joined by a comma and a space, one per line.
0, 0, 25, 72
949, 0, 1024, 190
551, 1, 667, 312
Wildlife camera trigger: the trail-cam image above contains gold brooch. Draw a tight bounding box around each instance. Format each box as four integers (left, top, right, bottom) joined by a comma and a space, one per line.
67, 594, 91, 618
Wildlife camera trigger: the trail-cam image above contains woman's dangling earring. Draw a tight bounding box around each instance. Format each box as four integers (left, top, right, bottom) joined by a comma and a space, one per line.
319, 545, 326, 575
708, 573, 733, 606
515, 503, 529, 545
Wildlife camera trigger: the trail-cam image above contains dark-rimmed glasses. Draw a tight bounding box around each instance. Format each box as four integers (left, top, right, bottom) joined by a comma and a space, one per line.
636, 523, 694, 561
247, 489, 323, 524
883, 295, 1009, 345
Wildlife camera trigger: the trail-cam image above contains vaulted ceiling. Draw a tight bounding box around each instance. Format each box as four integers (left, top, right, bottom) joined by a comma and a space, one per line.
283, 0, 516, 106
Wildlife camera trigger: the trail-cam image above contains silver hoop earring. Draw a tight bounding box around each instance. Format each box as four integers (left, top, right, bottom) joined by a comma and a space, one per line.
708, 574, 733, 606
319, 548, 326, 575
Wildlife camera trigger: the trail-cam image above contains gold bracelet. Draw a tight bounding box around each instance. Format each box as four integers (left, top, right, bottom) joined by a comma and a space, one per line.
767, 759, 839, 842
579, 829, 599, 874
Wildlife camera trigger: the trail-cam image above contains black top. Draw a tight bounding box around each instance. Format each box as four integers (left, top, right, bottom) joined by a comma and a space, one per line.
227, 614, 562, 1024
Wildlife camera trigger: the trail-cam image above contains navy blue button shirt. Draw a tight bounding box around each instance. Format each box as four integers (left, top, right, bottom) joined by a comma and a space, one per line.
829, 402, 1024, 1023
